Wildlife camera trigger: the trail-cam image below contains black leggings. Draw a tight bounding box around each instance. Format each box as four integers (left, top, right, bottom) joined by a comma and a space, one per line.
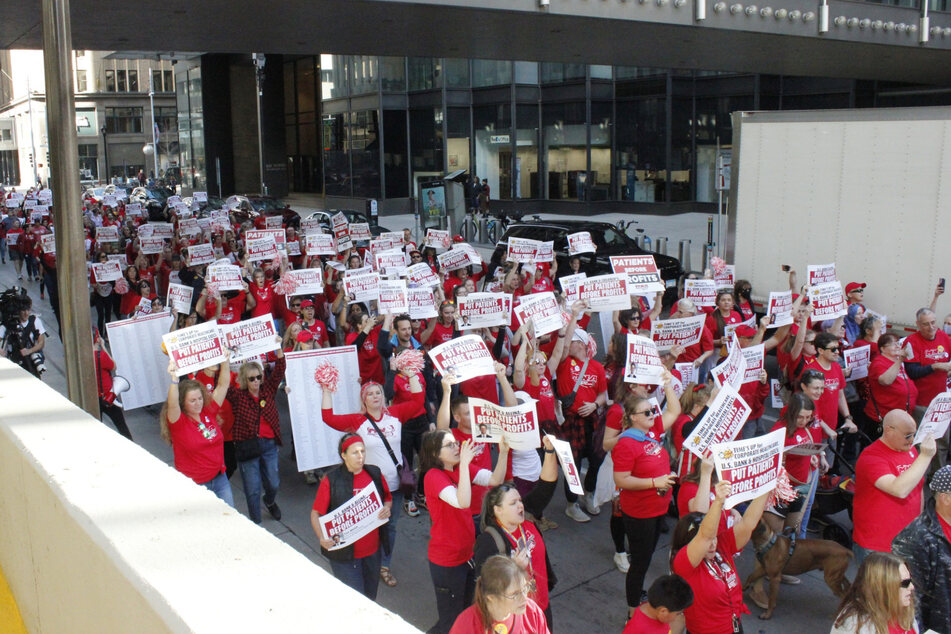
99, 398, 132, 440
92, 293, 112, 336
622, 513, 665, 607
611, 513, 627, 553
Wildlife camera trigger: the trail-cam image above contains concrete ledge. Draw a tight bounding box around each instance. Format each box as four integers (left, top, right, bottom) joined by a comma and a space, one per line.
0, 359, 419, 633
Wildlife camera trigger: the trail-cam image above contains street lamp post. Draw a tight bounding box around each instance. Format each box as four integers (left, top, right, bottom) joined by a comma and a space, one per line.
100, 125, 108, 184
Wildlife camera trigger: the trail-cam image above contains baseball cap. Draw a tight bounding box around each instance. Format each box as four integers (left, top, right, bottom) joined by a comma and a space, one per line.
299, 299, 315, 309
571, 328, 591, 345
735, 325, 757, 338
845, 282, 867, 294
296, 330, 314, 343
930, 465, 951, 493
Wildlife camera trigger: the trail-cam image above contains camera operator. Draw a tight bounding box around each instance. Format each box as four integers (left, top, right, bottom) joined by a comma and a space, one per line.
0, 293, 47, 377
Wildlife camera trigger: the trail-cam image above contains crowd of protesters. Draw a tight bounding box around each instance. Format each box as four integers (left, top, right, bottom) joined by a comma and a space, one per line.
4, 182, 951, 634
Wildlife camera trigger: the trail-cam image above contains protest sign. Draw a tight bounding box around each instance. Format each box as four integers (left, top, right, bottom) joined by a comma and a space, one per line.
534, 241, 554, 264
426, 228, 451, 250
161, 320, 227, 376
559, 272, 586, 303
408, 287, 438, 319
651, 314, 706, 351
179, 218, 201, 236
344, 265, 373, 277
104, 311, 176, 410
457, 292, 511, 330
374, 249, 408, 276
332, 213, 352, 252
139, 237, 165, 255
914, 392, 951, 444
766, 291, 794, 327
784, 442, 827, 456
4, 232, 18, 247
724, 316, 756, 345
710, 333, 748, 390
844, 346, 871, 382
193, 191, 207, 203
675, 362, 696, 387
578, 274, 631, 312
610, 255, 665, 295
770, 380, 784, 408
40, 233, 56, 255
567, 231, 596, 255
684, 384, 752, 458
300, 217, 323, 235
96, 225, 119, 243
513, 292, 565, 337
684, 279, 717, 308
469, 398, 541, 451
102, 194, 117, 207
349, 222, 372, 241
507, 237, 541, 264
378, 280, 410, 314
714, 265, 736, 290
437, 246, 479, 272
125, 202, 142, 216
286, 346, 361, 470
221, 315, 280, 362
187, 243, 216, 266
547, 435, 585, 495
406, 262, 440, 288
285, 268, 324, 296
741, 343, 765, 384
264, 215, 283, 230
318, 483, 388, 550
134, 297, 153, 316
808, 263, 837, 286
246, 228, 286, 249
342, 270, 381, 303
92, 260, 122, 282
107, 255, 128, 271
167, 195, 182, 206
623, 334, 665, 385
285, 240, 301, 257
146, 222, 174, 240
29, 211, 43, 224
246, 236, 280, 262
206, 264, 245, 292
167, 283, 194, 313
305, 232, 336, 255
712, 429, 785, 509
428, 335, 496, 383
809, 281, 847, 319
370, 236, 403, 254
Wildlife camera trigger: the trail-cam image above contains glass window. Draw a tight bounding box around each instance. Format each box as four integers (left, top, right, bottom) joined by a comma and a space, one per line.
284, 61, 296, 115
117, 69, 127, 92
381, 57, 406, 92
383, 110, 409, 198
152, 70, 162, 92
590, 102, 612, 201
128, 69, 138, 92
590, 65, 612, 80
155, 106, 177, 135
473, 104, 512, 200
76, 70, 87, 92
351, 110, 381, 198
105, 107, 143, 134
78, 144, 98, 179
349, 56, 378, 96
472, 60, 512, 87
105, 69, 115, 92
320, 55, 348, 99
615, 66, 666, 80
514, 62, 538, 85
615, 97, 666, 202
297, 58, 317, 113
322, 113, 350, 196
515, 104, 539, 199
444, 59, 469, 89
410, 107, 443, 177
163, 70, 172, 92
446, 107, 471, 174
542, 102, 586, 200
541, 63, 585, 84
408, 58, 438, 91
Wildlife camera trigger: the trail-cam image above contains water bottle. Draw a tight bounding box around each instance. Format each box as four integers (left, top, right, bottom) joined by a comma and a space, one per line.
643, 234, 652, 252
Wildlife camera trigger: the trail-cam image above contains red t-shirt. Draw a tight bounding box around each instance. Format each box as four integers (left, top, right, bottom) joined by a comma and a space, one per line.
168, 401, 225, 484
672, 413, 696, 479
204, 292, 247, 325
613, 431, 671, 518
865, 354, 918, 419
313, 469, 391, 558
771, 419, 814, 485
300, 319, 330, 347
738, 378, 770, 420
393, 372, 426, 418
425, 321, 455, 348
531, 276, 554, 294
680, 326, 714, 364
903, 330, 951, 406
459, 374, 499, 406
448, 598, 548, 634
424, 465, 480, 566
705, 311, 742, 340
555, 357, 607, 415
676, 481, 734, 535
622, 607, 670, 634
853, 439, 922, 551
672, 529, 749, 634
249, 281, 275, 318
802, 359, 845, 431
522, 371, 556, 423
499, 521, 549, 609
346, 326, 384, 385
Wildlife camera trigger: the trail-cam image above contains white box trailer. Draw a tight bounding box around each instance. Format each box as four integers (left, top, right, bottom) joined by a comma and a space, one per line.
727, 107, 951, 330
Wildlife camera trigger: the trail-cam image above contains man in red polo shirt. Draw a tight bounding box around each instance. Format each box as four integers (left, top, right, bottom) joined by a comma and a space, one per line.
852, 409, 936, 565
904, 307, 951, 467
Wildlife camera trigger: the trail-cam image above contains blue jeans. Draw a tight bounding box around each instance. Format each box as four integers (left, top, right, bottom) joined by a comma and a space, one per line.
202, 471, 235, 507
853, 543, 874, 568
381, 490, 401, 568
428, 560, 475, 634
237, 438, 280, 523
330, 551, 382, 600
798, 470, 820, 539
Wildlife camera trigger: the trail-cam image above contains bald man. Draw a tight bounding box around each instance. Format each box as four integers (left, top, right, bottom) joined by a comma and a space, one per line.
852, 409, 936, 565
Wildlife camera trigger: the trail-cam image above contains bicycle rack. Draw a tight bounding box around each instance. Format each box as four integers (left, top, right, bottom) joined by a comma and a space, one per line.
655, 237, 668, 255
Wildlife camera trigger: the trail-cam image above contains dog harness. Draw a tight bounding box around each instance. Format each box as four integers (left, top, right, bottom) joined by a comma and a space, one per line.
754, 527, 797, 565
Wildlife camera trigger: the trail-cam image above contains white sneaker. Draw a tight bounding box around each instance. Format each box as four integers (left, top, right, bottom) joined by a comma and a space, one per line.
583, 492, 602, 515
565, 502, 590, 523
613, 552, 630, 573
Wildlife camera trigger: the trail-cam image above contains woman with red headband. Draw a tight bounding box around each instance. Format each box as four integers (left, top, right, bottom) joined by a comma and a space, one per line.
320, 372, 424, 588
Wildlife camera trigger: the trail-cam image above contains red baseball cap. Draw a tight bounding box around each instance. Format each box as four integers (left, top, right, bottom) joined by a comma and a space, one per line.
299, 299, 315, 309
735, 325, 758, 338
296, 330, 314, 343
845, 282, 866, 294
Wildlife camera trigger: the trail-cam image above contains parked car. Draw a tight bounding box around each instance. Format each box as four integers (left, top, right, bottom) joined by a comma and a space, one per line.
301, 209, 391, 240
129, 186, 170, 208
488, 219, 683, 306
226, 194, 301, 229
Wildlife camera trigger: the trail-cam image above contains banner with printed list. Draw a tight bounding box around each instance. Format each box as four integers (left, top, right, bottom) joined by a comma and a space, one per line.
104, 311, 176, 409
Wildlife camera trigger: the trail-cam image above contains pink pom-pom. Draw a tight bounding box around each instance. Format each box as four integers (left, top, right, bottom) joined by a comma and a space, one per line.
204, 279, 220, 298
271, 254, 283, 271
766, 466, 799, 510
314, 362, 340, 392
114, 277, 129, 294
710, 256, 727, 276
393, 349, 425, 375
586, 336, 598, 360
274, 270, 300, 296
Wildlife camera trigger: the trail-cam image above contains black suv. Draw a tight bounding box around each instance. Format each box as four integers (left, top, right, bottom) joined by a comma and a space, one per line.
489, 220, 683, 306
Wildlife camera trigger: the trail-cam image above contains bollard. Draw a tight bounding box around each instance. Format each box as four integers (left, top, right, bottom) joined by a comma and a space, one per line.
478, 216, 488, 243
643, 235, 653, 252
678, 239, 692, 272
655, 237, 667, 255
701, 244, 714, 272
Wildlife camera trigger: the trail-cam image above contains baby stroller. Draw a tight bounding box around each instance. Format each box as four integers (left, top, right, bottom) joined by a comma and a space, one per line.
804, 429, 871, 549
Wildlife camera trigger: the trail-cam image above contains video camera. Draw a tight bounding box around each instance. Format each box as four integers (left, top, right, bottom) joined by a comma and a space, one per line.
0, 287, 46, 376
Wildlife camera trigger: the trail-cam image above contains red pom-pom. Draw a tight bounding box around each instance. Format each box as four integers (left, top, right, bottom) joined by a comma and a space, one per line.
114, 277, 129, 294
314, 362, 340, 392
274, 270, 300, 296
393, 349, 425, 375
586, 336, 598, 360
710, 256, 727, 276
204, 279, 220, 298
766, 466, 799, 510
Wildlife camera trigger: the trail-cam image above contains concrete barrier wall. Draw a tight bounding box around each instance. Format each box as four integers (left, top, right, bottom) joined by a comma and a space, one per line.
0, 359, 419, 633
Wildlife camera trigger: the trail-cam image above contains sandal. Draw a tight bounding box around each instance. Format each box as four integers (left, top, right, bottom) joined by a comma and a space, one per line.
379, 567, 397, 587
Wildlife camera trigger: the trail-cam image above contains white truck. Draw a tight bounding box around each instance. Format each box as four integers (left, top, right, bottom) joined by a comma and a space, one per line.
726, 106, 951, 330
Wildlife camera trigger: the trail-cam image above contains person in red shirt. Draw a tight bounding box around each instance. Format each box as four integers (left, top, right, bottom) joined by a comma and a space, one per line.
852, 409, 936, 565
671, 480, 771, 634
93, 332, 132, 440
159, 355, 234, 506
345, 312, 385, 384
623, 574, 694, 634
903, 308, 951, 468
443, 267, 470, 298
310, 433, 392, 600
448, 555, 549, 634
248, 268, 276, 319
7, 218, 27, 280
669, 299, 715, 380
704, 290, 743, 357
844, 281, 867, 307
196, 284, 254, 325
421, 300, 457, 349
297, 299, 330, 347
803, 331, 858, 436
766, 393, 819, 539
865, 333, 918, 437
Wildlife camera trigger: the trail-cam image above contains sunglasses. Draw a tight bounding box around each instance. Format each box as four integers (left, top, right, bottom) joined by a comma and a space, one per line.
290, 303, 301, 308
824, 346, 839, 352
247, 375, 263, 382
900, 577, 914, 588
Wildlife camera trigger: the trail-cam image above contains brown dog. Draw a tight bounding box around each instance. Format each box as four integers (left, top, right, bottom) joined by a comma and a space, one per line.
743, 520, 852, 619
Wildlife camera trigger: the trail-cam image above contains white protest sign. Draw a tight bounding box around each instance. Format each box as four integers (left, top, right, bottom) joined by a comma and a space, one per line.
96, 225, 119, 242
220, 315, 280, 362
428, 334, 496, 384
675, 363, 696, 387
247, 236, 280, 262
741, 343, 765, 384
437, 246, 478, 272
770, 380, 784, 409
809, 282, 847, 319
408, 287, 438, 319
710, 333, 748, 390
161, 320, 227, 376
378, 280, 410, 314
92, 260, 123, 282
844, 346, 871, 381
134, 296, 153, 316
104, 311, 176, 409
179, 217, 201, 236
264, 215, 283, 230
547, 435, 584, 495
469, 398, 541, 451
305, 233, 336, 255
40, 234, 56, 255
567, 231, 596, 255
684, 384, 752, 458
343, 270, 381, 303
107, 255, 128, 271
914, 392, 951, 445
207, 264, 245, 292
193, 191, 208, 203
684, 279, 717, 309
348, 222, 372, 241
146, 222, 174, 240
766, 291, 794, 327
513, 292, 565, 337
285, 240, 301, 257
246, 228, 286, 249
534, 241, 554, 264
300, 217, 322, 235
139, 237, 165, 255
167, 283, 194, 313
724, 316, 756, 348
559, 272, 587, 304
808, 263, 837, 286
407, 262, 440, 288
374, 249, 408, 277
285, 268, 324, 296
713, 265, 736, 291
610, 255, 665, 295
286, 346, 361, 470
318, 483, 388, 550
187, 243, 216, 267
712, 429, 785, 509
624, 334, 665, 385
578, 273, 631, 312
457, 292, 511, 330
426, 228, 451, 250
651, 314, 706, 352
507, 237, 541, 264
